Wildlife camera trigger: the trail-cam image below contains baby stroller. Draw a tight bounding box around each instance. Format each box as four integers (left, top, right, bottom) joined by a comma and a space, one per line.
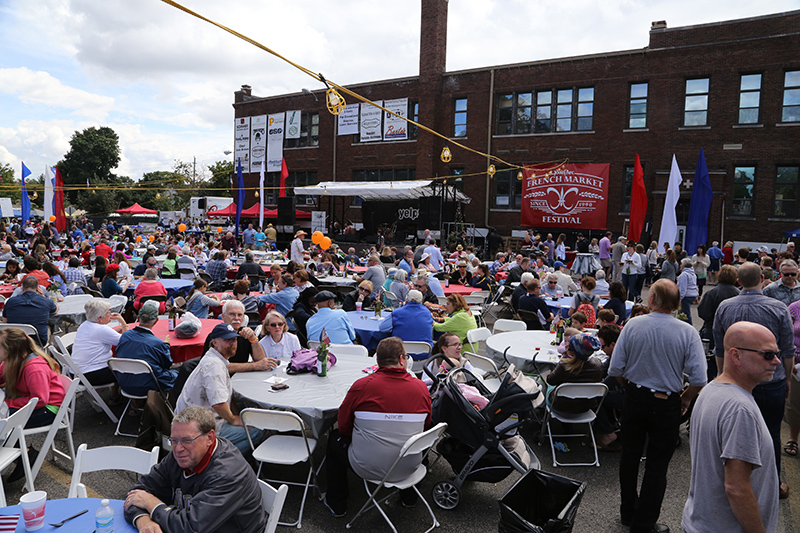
426, 359, 542, 510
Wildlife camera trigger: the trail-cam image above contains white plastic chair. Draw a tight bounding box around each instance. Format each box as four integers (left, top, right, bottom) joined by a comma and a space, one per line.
307, 340, 320, 350
259, 479, 289, 533
462, 351, 502, 392
346, 422, 448, 533
55, 332, 77, 353
403, 341, 433, 374
48, 345, 118, 425
328, 344, 369, 358
493, 319, 527, 334
466, 327, 491, 353
107, 359, 172, 438
240, 409, 319, 529
539, 382, 608, 467
0, 324, 43, 345
108, 294, 128, 314
68, 443, 159, 498
0, 398, 37, 505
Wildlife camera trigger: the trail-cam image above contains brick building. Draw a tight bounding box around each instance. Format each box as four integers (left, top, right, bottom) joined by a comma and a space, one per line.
233, 1, 800, 246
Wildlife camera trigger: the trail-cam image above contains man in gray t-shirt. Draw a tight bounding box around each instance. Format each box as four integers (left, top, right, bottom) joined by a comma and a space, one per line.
355, 254, 385, 298
683, 321, 779, 533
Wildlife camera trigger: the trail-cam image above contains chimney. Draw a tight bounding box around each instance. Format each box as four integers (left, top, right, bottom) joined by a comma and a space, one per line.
419, 0, 448, 82
240, 84, 252, 96
650, 20, 667, 30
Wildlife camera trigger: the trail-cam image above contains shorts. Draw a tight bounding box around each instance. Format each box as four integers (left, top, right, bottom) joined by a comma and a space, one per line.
600, 258, 612, 268
708, 258, 720, 272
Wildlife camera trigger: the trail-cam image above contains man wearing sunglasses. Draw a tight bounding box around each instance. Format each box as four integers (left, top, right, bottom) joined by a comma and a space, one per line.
683, 321, 780, 533
714, 262, 794, 500
763, 258, 800, 306
124, 406, 265, 533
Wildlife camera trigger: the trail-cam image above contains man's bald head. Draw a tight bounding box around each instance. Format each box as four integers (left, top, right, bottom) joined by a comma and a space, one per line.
736, 262, 763, 289
723, 321, 775, 353
722, 321, 780, 389
647, 279, 680, 312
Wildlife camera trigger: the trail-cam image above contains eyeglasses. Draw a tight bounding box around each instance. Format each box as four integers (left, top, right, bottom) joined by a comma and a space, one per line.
359, 288, 370, 292
735, 346, 780, 361
444, 343, 461, 348
268, 322, 284, 327
167, 432, 208, 447
548, 281, 558, 285
782, 272, 797, 277
414, 285, 425, 289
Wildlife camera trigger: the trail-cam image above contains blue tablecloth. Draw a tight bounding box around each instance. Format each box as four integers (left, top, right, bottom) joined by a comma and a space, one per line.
127, 279, 194, 299
545, 296, 633, 318
347, 310, 391, 351
0, 498, 135, 532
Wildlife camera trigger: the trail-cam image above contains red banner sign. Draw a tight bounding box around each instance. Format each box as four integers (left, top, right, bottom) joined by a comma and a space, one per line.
521, 164, 610, 229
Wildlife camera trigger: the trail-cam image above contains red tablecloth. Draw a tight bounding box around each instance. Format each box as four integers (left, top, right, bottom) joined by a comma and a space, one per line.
442, 284, 482, 296
495, 271, 509, 282
0, 284, 14, 299
129, 318, 222, 363
208, 293, 272, 322
226, 265, 273, 280
347, 265, 367, 274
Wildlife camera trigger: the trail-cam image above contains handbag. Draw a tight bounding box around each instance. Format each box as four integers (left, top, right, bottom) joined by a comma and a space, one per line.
286, 348, 338, 374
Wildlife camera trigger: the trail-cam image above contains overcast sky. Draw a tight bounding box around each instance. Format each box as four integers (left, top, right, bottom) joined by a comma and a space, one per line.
1, 0, 797, 180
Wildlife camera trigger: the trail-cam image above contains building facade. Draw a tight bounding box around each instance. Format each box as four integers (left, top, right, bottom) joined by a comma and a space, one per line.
233, 1, 800, 245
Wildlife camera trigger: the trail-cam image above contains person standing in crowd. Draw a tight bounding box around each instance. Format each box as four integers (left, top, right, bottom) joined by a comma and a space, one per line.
543, 233, 556, 266
620, 243, 641, 302
611, 236, 627, 283
660, 249, 678, 282
722, 241, 735, 265
697, 265, 739, 375
706, 241, 724, 285
554, 233, 567, 263
682, 322, 779, 533
713, 262, 794, 499
423, 239, 445, 272
691, 245, 710, 296
290, 230, 307, 263
677, 258, 699, 325
242, 223, 255, 250
609, 280, 707, 533
763, 259, 800, 306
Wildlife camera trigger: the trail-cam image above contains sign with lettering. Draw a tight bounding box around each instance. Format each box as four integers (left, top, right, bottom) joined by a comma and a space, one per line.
285, 110, 301, 139
360, 101, 383, 142
337, 104, 359, 135
249, 115, 267, 173
383, 98, 408, 140
521, 164, 610, 229
266, 113, 285, 172
234, 117, 250, 173
397, 206, 419, 221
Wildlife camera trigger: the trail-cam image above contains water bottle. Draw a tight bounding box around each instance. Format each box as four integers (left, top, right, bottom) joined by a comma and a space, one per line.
96, 499, 114, 533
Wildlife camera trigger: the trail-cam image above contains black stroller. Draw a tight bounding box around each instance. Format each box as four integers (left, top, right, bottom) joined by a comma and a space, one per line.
425, 358, 542, 510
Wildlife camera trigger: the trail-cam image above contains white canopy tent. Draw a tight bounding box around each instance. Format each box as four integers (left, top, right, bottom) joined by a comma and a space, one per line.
294, 180, 471, 203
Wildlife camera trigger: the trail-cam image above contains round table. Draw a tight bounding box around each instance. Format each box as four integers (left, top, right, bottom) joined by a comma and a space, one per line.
486, 330, 561, 370
129, 318, 221, 363
442, 284, 481, 296
0, 497, 136, 532
0, 284, 14, 299
315, 276, 357, 287
347, 265, 367, 274
50, 294, 96, 329
233, 356, 369, 437
347, 310, 391, 351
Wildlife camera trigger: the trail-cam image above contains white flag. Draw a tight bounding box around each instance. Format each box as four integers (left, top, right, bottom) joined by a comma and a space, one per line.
259, 163, 265, 230
657, 155, 682, 253
44, 166, 55, 222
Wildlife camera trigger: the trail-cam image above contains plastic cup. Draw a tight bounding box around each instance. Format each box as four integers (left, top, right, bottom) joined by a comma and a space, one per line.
355, 301, 362, 312
20, 490, 46, 531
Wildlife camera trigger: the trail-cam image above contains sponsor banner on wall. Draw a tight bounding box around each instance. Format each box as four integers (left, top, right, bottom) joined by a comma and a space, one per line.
249, 115, 267, 173
521, 164, 610, 229
266, 113, 285, 172
234, 117, 250, 173
359, 101, 383, 142
285, 110, 301, 139
337, 104, 360, 135
383, 98, 408, 140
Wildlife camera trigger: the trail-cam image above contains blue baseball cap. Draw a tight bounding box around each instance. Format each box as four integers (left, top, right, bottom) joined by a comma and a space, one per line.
209, 323, 239, 341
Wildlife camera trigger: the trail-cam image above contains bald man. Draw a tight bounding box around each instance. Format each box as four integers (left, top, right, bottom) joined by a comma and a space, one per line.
683, 322, 779, 533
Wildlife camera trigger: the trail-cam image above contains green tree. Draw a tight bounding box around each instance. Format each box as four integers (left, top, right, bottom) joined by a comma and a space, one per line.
0, 163, 21, 204
58, 126, 121, 207
138, 171, 176, 211
203, 160, 234, 197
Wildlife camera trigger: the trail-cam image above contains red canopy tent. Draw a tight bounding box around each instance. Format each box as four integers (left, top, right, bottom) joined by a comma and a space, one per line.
239, 204, 312, 219
206, 204, 238, 217
116, 202, 157, 215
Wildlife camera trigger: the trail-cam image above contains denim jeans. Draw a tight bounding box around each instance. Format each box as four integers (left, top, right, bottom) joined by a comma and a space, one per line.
218, 421, 264, 457
752, 379, 787, 477
622, 273, 638, 300
680, 296, 694, 325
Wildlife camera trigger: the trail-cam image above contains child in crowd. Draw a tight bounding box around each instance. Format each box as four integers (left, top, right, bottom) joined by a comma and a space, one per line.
570, 312, 587, 331
595, 308, 617, 328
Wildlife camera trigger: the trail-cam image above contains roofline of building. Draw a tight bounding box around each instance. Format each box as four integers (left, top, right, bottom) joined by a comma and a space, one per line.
649, 8, 800, 34
444, 47, 646, 76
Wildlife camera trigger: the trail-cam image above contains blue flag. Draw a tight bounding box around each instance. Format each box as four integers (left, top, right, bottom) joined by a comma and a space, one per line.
685, 148, 713, 254
21, 162, 31, 224
235, 158, 244, 239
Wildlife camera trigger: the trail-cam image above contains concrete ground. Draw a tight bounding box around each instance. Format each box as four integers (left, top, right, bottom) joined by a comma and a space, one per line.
3, 284, 797, 532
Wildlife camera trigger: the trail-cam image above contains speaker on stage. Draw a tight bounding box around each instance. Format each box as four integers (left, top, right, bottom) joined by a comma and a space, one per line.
277, 197, 296, 227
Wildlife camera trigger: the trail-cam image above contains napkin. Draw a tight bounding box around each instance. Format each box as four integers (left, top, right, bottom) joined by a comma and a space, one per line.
0, 514, 19, 532
263, 376, 287, 385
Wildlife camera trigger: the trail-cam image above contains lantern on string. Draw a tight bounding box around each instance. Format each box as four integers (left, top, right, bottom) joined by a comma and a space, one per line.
217, 227, 223, 234
254, 191, 259, 197
311, 231, 323, 245
326, 88, 346, 115
31, 191, 38, 199
49, 216, 56, 222
178, 223, 187, 233
487, 164, 496, 178
517, 170, 524, 181
320, 236, 332, 250
148, 235, 155, 242
440, 146, 452, 163
156, 192, 161, 199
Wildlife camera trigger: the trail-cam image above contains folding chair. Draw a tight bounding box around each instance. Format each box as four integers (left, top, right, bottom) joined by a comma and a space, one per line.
0, 398, 37, 505
240, 409, 320, 529
48, 345, 118, 425
107, 359, 173, 438
461, 351, 503, 392
484, 285, 513, 320
493, 319, 527, 334
55, 332, 77, 353
177, 267, 196, 280
22, 378, 79, 492
466, 327, 491, 353
346, 422, 448, 533
516, 309, 546, 331
68, 443, 159, 498
108, 294, 128, 314
384, 291, 402, 309
328, 344, 368, 358
403, 341, 433, 374
259, 479, 289, 533
539, 382, 608, 467
0, 324, 42, 346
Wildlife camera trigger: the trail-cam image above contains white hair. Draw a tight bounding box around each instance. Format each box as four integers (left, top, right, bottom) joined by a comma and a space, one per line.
222, 299, 244, 314
407, 289, 423, 303
85, 299, 112, 323
595, 269, 606, 280
394, 269, 407, 281
520, 272, 535, 285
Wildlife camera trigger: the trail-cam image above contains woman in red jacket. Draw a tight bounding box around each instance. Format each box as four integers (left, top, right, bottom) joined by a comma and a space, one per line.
721, 240, 734, 265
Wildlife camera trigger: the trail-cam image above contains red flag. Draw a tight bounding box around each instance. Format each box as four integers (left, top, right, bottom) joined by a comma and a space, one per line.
54, 167, 67, 232
279, 158, 289, 198
627, 154, 647, 243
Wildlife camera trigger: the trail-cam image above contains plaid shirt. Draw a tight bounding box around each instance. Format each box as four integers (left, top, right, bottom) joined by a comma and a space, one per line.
763, 280, 800, 307
205, 259, 228, 282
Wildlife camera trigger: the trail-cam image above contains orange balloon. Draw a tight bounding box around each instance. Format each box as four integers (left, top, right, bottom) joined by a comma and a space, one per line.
217, 227, 223, 233
311, 231, 323, 245
136, 235, 142, 242
178, 223, 187, 233
320, 236, 332, 250
148, 235, 155, 242
49, 215, 56, 222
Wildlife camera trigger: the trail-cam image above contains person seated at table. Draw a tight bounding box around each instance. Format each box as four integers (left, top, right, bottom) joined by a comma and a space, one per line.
544, 333, 603, 413
115, 301, 177, 396
112, 251, 135, 285
417, 265, 445, 298
0, 327, 72, 482
379, 289, 433, 347
60, 256, 86, 295
519, 278, 556, 326
421, 332, 477, 390
551, 261, 578, 295
592, 269, 610, 298
21, 254, 51, 289
323, 336, 431, 517
0, 244, 15, 261
625, 303, 650, 323
101, 263, 127, 298
293, 268, 314, 292
232, 279, 260, 314
342, 280, 374, 312
600, 281, 627, 326
354, 254, 386, 298
192, 244, 208, 265
595, 308, 617, 328
511, 272, 535, 312
94, 238, 113, 260
73, 298, 128, 394
42, 261, 68, 297
89, 254, 107, 290
124, 405, 266, 533
306, 290, 356, 345
161, 249, 179, 279
236, 251, 263, 288
292, 286, 318, 344
133, 268, 168, 313
506, 257, 534, 285
317, 254, 337, 277
204, 251, 228, 289
412, 273, 440, 308
532, 255, 549, 275
258, 310, 300, 362
185, 278, 221, 319
265, 263, 282, 291
389, 269, 410, 303
177, 324, 266, 457
570, 312, 588, 331
433, 294, 478, 345
0, 258, 20, 282
257, 273, 299, 324
541, 272, 564, 299
397, 249, 416, 276
471, 264, 493, 293
568, 276, 600, 318
450, 260, 471, 286
176, 245, 197, 274
2, 277, 58, 346
133, 256, 157, 279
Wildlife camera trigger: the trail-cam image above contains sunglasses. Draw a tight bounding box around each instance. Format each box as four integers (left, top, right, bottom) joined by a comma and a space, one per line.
414, 285, 426, 289
782, 272, 797, 277
268, 322, 284, 327
735, 346, 780, 361
548, 281, 558, 284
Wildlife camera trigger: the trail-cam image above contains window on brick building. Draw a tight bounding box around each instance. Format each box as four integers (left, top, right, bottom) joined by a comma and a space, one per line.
576, 88, 594, 131
286, 171, 318, 205
775, 166, 799, 218
738, 74, 761, 124
516, 93, 532, 134
449, 168, 465, 191
628, 83, 648, 128
622, 165, 634, 213
409, 100, 419, 139
782, 71, 800, 123
454, 99, 468, 137
496, 88, 593, 134
263, 172, 280, 205
684, 78, 709, 126
493, 170, 522, 208
353, 169, 416, 182
732, 166, 755, 216
284, 112, 319, 148
535, 91, 552, 132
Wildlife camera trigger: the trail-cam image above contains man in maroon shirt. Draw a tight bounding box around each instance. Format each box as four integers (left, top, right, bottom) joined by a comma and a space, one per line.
323, 336, 431, 517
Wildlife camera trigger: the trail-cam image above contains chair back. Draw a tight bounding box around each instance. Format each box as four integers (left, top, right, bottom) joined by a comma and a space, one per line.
463, 295, 485, 306
68, 443, 159, 498
259, 479, 289, 533
329, 344, 368, 358
493, 319, 526, 334
0, 398, 37, 445
177, 267, 196, 280
107, 358, 166, 396
307, 340, 320, 350
516, 309, 545, 331
55, 332, 77, 353
139, 294, 168, 305
384, 291, 401, 309
462, 351, 500, 377
350, 411, 430, 483
240, 409, 311, 458
466, 327, 491, 351
108, 295, 128, 314
552, 382, 608, 402
245, 312, 262, 327
399, 422, 447, 458
0, 324, 40, 343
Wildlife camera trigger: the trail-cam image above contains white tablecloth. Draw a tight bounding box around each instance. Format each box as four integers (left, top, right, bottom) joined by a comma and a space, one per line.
486, 330, 561, 370
315, 276, 358, 287
51, 294, 96, 327
232, 356, 369, 437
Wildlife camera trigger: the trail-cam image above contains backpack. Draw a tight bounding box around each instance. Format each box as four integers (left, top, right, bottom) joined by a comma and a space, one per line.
575, 294, 597, 328
286, 348, 338, 375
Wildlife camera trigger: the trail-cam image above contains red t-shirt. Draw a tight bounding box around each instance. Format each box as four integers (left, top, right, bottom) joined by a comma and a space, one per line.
95, 243, 113, 260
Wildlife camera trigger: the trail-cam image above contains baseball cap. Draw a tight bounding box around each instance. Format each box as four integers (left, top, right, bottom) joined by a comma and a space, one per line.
758, 246, 770, 253
208, 323, 239, 341
314, 290, 337, 303
553, 261, 565, 268
138, 301, 160, 322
